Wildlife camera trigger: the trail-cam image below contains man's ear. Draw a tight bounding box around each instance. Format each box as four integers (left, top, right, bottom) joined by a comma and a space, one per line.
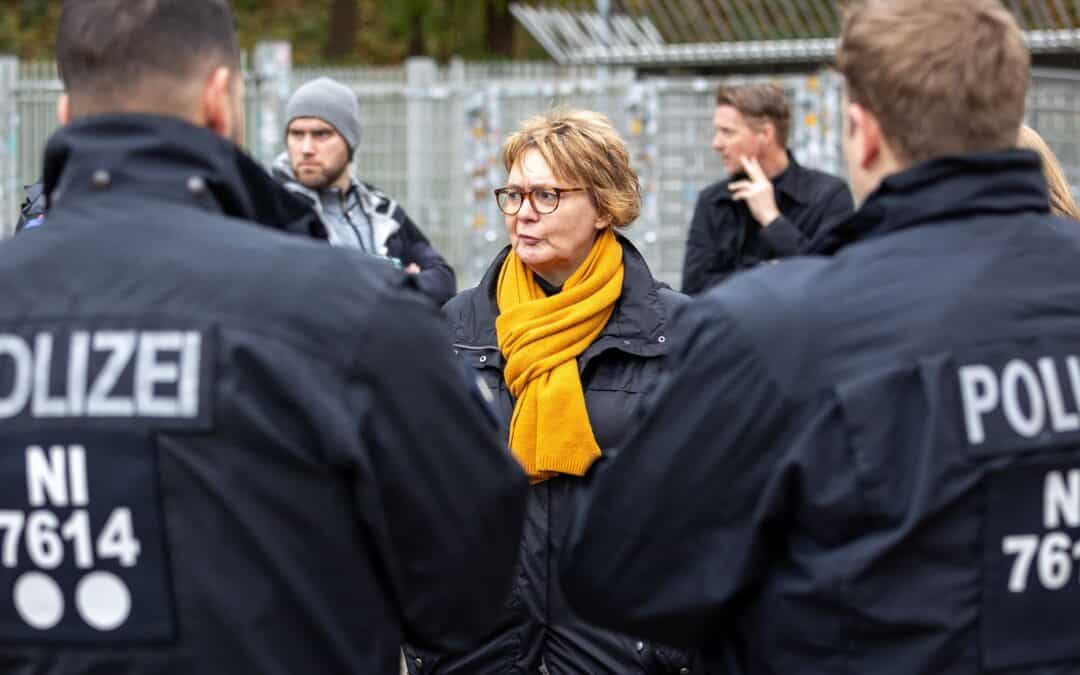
201, 66, 238, 141
846, 102, 882, 170
56, 94, 70, 125
760, 120, 778, 148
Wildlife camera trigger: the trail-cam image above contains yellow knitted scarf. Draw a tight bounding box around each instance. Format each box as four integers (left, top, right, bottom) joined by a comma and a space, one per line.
496, 228, 625, 483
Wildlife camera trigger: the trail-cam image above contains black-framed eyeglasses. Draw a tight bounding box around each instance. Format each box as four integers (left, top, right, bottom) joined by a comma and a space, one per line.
494, 187, 586, 215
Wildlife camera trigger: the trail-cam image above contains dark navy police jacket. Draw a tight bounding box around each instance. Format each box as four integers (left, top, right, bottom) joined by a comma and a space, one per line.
0, 114, 527, 674
563, 150, 1080, 674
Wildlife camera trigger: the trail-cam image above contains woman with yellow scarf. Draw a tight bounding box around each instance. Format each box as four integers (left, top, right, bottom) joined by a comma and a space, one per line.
403, 110, 700, 674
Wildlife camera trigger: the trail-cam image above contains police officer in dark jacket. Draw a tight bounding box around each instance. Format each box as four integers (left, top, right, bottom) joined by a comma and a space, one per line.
14, 182, 46, 232
0, 2, 527, 673
412, 109, 698, 674
680, 83, 852, 295
563, 2, 1079, 674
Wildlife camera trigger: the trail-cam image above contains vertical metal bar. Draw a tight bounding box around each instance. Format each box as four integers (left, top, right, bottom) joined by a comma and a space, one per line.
597, 0, 612, 45
0, 56, 17, 237
405, 57, 437, 217
252, 41, 292, 166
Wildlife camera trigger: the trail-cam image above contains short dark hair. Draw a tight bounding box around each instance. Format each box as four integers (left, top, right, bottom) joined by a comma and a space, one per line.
57, 0, 241, 102
715, 83, 791, 146
835, 0, 1029, 164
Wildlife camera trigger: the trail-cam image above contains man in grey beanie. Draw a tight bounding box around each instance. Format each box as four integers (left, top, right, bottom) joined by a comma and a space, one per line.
273, 77, 456, 306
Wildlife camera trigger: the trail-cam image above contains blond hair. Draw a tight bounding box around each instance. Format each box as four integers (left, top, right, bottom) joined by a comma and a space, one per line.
502, 109, 640, 228
716, 83, 791, 146
1018, 124, 1080, 221
835, 0, 1029, 165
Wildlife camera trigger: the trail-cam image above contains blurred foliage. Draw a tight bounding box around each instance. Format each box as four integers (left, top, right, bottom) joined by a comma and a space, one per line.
0, 0, 585, 64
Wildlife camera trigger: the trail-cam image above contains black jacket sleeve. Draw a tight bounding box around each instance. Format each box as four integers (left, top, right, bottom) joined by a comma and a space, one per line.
760, 182, 855, 256
681, 190, 736, 296
349, 290, 526, 652
559, 297, 794, 648
385, 206, 457, 306
758, 214, 803, 256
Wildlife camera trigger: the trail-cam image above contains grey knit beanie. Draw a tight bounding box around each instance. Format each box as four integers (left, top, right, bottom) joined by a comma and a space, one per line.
285, 77, 360, 151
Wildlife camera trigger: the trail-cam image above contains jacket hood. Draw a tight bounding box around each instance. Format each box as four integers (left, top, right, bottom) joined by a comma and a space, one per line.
43, 114, 326, 239
806, 149, 1048, 255
271, 150, 365, 200
271, 151, 298, 183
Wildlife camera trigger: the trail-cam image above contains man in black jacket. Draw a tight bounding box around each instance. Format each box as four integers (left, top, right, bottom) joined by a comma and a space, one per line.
0, 1, 527, 673
563, 1, 1080, 673
681, 83, 853, 295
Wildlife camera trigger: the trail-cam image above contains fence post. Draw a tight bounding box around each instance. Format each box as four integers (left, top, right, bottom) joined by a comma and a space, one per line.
0, 56, 17, 237
251, 41, 292, 167
405, 57, 437, 215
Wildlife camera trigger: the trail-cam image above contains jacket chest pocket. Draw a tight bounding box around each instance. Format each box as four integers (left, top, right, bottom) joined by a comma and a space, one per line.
454, 345, 513, 429
584, 352, 662, 393
583, 354, 665, 450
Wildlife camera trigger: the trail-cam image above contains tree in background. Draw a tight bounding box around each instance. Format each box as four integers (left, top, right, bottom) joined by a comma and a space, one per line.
0, 0, 565, 64
0, 0, 61, 61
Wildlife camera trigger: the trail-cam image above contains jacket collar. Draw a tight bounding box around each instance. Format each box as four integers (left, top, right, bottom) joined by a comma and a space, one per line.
806, 149, 1049, 255
271, 151, 368, 211
43, 114, 325, 239
457, 234, 672, 364
714, 150, 806, 205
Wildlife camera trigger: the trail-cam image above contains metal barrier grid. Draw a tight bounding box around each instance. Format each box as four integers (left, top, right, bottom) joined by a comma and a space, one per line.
1029, 68, 1080, 195
4, 59, 1080, 290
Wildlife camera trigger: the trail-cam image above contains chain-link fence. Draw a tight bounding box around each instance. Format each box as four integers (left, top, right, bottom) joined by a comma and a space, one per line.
3, 55, 1079, 290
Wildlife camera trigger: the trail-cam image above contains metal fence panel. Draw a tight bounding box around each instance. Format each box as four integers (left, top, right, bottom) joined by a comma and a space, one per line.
4, 57, 1080, 290
1029, 68, 1080, 194
0, 57, 16, 237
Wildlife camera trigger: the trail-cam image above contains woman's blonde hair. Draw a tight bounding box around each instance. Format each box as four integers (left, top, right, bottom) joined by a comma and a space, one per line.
1018, 124, 1080, 220
502, 109, 641, 228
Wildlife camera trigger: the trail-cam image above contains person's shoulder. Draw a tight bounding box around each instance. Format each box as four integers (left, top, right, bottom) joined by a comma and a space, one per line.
442, 283, 493, 338
697, 256, 832, 351
269, 151, 296, 184
681, 257, 832, 393
359, 180, 392, 200
707, 256, 826, 310
179, 210, 414, 357
358, 180, 401, 214
794, 162, 848, 194
442, 285, 478, 314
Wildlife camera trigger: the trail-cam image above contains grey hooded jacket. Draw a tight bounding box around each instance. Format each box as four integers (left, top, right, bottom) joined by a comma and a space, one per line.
272, 152, 456, 305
